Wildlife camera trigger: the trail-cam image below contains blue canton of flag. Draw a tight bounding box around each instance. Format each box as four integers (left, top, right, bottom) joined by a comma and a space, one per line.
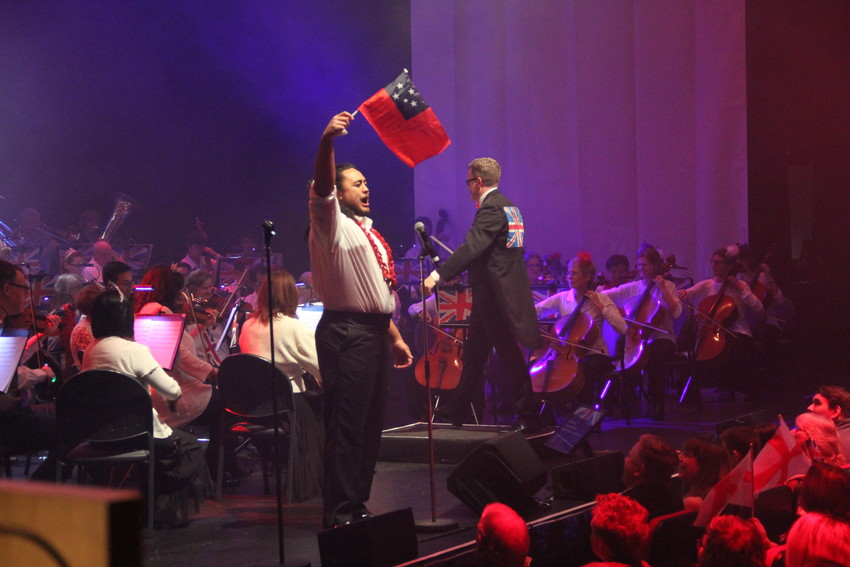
503, 207, 525, 248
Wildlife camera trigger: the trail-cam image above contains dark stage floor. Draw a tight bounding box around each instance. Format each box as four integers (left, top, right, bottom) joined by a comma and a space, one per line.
3, 360, 829, 566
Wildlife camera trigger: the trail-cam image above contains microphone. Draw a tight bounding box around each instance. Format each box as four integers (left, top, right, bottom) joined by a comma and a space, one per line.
414, 222, 440, 266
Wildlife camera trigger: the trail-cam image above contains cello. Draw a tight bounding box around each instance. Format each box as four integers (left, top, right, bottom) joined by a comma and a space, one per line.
414, 326, 463, 391
621, 255, 676, 370
528, 275, 604, 398
693, 259, 741, 362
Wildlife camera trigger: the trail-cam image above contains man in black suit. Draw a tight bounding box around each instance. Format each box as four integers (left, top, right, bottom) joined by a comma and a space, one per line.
423, 158, 541, 430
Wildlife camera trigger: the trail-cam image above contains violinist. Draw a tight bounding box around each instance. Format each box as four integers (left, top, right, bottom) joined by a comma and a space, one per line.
534, 253, 627, 406
103, 261, 134, 299
0, 259, 59, 480
598, 254, 632, 291
677, 246, 763, 396
182, 230, 221, 277
737, 244, 793, 339
604, 244, 682, 420
185, 269, 230, 366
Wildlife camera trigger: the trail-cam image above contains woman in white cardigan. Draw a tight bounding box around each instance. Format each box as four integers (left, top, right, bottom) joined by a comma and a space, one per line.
239, 270, 323, 501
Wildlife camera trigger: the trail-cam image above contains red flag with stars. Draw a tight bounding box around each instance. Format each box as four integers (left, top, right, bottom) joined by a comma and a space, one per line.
357, 70, 451, 167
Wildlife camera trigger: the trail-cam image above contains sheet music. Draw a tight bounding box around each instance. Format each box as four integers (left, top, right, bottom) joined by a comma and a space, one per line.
295, 304, 324, 333
0, 331, 29, 393
134, 314, 185, 371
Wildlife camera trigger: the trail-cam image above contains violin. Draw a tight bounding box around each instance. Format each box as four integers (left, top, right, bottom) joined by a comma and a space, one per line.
622, 256, 676, 370
528, 275, 604, 396
4, 310, 64, 401
694, 260, 742, 362
414, 327, 463, 390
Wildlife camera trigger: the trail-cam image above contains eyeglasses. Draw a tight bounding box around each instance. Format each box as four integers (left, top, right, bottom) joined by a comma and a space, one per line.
8, 282, 30, 292
465, 177, 478, 185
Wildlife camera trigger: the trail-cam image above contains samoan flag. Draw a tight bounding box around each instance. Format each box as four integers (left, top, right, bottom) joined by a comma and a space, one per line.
438, 288, 473, 324
358, 70, 451, 167
504, 206, 525, 248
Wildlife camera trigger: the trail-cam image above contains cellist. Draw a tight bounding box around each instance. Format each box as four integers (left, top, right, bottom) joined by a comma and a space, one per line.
603, 244, 682, 420
677, 246, 763, 397
534, 253, 626, 407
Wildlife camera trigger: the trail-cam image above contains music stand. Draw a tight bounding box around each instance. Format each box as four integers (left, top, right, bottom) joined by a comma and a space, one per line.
0, 329, 29, 393
133, 314, 185, 371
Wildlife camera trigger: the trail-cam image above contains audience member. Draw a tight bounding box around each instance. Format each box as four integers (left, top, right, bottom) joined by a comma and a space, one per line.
808, 385, 850, 461
698, 514, 770, 567
720, 425, 761, 467
793, 412, 846, 466
471, 502, 531, 567
785, 512, 850, 567
584, 493, 650, 567
797, 461, 850, 519
622, 434, 684, 519
679, 437, 730, 512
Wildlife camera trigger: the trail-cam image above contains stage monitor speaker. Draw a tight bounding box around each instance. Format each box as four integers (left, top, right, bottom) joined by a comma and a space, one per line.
317, 507, 418, 567
447, 431, 548, 514
551, 450, 625, 502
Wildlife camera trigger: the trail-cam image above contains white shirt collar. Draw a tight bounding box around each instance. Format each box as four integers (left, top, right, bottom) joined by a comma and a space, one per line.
478, 186, 498, 206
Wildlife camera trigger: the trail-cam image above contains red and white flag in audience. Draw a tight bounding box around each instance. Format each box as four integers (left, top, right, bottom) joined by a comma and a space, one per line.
696, 448, 754, 527
752, 418, 811, 493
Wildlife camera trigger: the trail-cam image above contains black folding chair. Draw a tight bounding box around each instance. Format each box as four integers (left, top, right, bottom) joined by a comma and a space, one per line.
55, 369, 155, 531
215, 353, 295, 501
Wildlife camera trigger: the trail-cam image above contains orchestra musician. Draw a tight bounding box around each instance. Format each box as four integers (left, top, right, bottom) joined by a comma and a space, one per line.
677, 246, 763, 398
534, 253, 627, 409
185, 269, 230, 366
423, 157, 542, 432
603, 244, 682, 420
599, 254, 631, 290
81, 240, 120, 283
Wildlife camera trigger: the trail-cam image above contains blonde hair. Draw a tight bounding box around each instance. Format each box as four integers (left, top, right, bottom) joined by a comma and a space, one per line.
795, 412, 846, 466
786, 512, 850, 567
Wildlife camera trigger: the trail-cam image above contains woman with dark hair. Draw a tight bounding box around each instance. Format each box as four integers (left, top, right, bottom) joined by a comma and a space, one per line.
797, 461, 850, 518
238, 270, 323, 501
133, 265, 241, 481
603, 243, 682, 420
679, 436, 730, 511
83, 288, 210, 527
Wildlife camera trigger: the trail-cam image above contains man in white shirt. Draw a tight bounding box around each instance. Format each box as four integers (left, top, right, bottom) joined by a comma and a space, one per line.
309, 111, 412, 529
81, 240, 117, 283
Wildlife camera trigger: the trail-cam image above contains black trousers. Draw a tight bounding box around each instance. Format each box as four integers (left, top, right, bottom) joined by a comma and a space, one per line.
441, 285, 535, 423
316, 310, 392, 527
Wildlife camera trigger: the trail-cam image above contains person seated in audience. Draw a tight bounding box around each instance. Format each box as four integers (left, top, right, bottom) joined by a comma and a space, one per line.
720, 425, 762, 468
69, 283, 102, 372
807, 385, 850, 461
797, 461, 850, 519
81, 240, 119, 283
584, 493, 650, 567
785, 512, 850, 567
62, 250, 88, 276
793, 412, 846, 466
238, 270, 323, 501
102, 260, 134, 299
622, 434, 684, 519
82, 287, 210, 527
464, 502, 531, 567
698, 514, 770, 567
0, 259, 59, 481
679, 436, 730, 512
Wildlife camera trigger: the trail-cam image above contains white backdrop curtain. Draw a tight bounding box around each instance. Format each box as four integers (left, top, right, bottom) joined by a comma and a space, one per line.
411, 0, 746, 282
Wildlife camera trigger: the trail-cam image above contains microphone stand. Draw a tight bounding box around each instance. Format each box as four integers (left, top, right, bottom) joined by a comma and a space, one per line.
260, 220, 310, 567
415, 251, 458, 534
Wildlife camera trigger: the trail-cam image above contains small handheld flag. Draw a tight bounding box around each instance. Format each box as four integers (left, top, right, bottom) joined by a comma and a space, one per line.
357, 69, 451, 167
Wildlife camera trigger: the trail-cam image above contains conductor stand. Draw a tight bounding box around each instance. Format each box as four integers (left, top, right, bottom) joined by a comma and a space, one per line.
415, 235, 458, 534
260, 220, 310, 567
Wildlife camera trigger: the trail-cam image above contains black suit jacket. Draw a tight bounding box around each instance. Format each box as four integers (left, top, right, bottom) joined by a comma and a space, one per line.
436, 189, 540, 349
